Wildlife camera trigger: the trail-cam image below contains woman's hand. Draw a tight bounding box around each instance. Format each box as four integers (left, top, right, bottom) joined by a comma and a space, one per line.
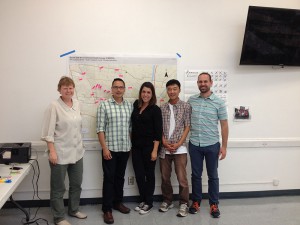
49, 150, 58, 165
151, 150, 157, 161
47, 142, 58, 165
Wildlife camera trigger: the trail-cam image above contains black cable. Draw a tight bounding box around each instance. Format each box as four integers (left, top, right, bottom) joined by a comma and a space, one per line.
18, 156, 49, 225
23, 218, 49, 225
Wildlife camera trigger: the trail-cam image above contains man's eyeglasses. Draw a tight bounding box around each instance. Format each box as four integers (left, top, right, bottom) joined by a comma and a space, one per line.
112, 86, 125, 90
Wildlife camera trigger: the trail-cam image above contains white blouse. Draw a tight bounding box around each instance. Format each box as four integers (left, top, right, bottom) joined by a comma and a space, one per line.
41, 97, 85, 165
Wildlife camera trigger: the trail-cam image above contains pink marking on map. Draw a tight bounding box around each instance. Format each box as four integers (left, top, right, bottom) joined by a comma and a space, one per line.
95, 98, 107, 104
115, 69, 120, 71
81, 72, 86, 75
118, 74, 123, 78
99, 66, 104, 69
90, 92, 94, 96
160, 99, 165, 102
79, 78, 83, 81
128, 86, 133, 90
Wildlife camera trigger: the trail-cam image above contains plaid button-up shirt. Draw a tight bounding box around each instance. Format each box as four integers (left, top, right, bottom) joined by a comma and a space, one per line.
96, 98, 133, 152
159, 99, 191, 158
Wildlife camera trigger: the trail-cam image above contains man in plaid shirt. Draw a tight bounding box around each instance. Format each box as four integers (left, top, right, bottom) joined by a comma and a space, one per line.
159, 79, 191, 217
96, 78, 133, 224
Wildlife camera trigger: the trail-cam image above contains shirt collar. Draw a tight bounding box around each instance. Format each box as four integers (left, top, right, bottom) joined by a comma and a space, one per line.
58, 97, 74, 111
168, 99, 182, 107
109, 97, 125, 104
199, 92, 215, 100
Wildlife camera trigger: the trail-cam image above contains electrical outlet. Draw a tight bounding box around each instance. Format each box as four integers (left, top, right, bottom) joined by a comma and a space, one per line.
128, 176, 135, 185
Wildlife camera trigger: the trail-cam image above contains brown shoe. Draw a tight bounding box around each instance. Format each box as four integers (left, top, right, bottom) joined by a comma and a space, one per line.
113, 203, 131, 214
103, 211, 114, 224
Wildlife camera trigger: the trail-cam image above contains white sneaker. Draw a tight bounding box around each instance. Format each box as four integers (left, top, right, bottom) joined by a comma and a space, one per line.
139, 204, 153, 215
134, 202, 145, 211
159, 202, 174, 212
69, 211, 87, 219
56, 220, 71, 225
177, 203, 188, 217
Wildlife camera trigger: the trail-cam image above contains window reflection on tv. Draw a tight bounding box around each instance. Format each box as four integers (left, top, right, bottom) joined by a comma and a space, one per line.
240, 6, 300, 66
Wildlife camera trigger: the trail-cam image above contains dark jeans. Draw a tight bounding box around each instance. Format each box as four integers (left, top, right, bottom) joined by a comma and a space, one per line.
189, 141, 220, 205
132, 145, 157, 207
102, 151, 130, 212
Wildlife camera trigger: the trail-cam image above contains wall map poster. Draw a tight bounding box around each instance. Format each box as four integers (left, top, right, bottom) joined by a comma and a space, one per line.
69, 54, 177, 140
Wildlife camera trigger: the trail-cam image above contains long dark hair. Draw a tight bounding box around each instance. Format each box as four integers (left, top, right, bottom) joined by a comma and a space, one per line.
138, 82, 157, 108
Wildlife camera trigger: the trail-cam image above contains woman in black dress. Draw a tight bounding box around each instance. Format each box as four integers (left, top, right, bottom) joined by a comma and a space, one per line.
131, 82, 162, 215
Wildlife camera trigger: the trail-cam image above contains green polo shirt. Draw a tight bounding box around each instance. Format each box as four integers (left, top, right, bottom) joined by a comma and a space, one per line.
188, 93, 227, 147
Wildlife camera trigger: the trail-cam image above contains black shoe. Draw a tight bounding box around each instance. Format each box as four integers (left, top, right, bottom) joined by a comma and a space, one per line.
139, 204, 153, 214
210, 203, 220, 218
189, 201, 200, 214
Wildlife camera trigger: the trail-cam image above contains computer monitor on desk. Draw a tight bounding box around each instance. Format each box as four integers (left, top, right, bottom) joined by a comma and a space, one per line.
0, 143, 31, 165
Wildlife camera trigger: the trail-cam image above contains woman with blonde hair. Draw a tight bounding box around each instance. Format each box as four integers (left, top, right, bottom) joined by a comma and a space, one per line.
41, 76, 87, 225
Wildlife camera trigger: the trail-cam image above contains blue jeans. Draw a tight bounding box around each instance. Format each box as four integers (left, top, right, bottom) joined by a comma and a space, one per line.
189, 141, 220, 205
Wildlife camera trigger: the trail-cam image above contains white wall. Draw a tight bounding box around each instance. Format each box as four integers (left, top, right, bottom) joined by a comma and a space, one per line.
1, 0, 300, 201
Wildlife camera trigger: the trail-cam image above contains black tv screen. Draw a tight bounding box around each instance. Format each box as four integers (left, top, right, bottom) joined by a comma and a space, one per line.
240, 6, 300, 66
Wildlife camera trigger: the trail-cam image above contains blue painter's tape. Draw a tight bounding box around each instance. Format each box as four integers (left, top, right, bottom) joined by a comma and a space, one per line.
176, 52, 182, 58
60, 50, 76, 58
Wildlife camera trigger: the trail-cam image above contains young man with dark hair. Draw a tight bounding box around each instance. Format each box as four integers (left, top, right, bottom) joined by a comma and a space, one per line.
159, 79, 191, 217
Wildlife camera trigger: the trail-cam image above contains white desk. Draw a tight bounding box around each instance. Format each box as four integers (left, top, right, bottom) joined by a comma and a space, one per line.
0, 161, 32, 221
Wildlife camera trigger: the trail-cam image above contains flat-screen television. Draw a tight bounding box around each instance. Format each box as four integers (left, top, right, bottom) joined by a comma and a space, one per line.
240, 6, 300, 66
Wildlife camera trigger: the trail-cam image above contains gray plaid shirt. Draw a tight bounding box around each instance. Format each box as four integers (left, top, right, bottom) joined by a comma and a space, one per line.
159, 99, 191, 158
96, 98, 133, 152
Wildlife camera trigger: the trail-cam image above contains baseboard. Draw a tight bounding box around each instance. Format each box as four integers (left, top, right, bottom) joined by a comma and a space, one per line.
3, 189, 300, 209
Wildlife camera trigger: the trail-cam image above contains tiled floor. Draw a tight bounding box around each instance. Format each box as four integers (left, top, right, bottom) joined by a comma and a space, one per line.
1, 196, 300, 225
